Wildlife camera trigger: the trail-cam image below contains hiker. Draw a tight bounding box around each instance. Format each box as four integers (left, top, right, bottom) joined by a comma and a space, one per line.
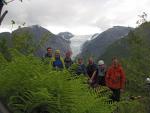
76, 58, 87, 75
44, 47, 53, 64
52, 49, 65, 69
145, 77, 150, 96
97, 60, 107, 86
64, 51, 73, 69
45, 47, 53, 59
105, 57, 126, 102
146, 77, 150, 85
87, 57, 98, 88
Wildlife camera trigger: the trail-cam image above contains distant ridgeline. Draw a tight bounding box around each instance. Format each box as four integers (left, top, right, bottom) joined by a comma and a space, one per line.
100, 22, 150, 64
78, 26, 133, 63
0, 25, 71, 60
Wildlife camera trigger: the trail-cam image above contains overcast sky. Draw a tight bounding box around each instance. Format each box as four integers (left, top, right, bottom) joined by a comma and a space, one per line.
0, 0, 150, 35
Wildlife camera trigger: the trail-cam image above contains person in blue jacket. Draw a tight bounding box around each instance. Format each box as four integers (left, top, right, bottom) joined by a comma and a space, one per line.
52, 50, 65, 69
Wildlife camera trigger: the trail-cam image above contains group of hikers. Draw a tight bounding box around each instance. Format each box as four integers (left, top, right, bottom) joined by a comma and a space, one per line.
44, 47, 126, 102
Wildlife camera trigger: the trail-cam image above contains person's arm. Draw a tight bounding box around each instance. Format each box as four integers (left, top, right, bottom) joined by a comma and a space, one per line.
61, 57, 65, 69
90, 65, 98, 81
86, 66, 91, 79
90, 71, 97, 81
120, 68, 126, 89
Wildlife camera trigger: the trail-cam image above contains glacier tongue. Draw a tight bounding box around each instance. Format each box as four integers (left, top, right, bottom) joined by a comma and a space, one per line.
70, 35, 92, 59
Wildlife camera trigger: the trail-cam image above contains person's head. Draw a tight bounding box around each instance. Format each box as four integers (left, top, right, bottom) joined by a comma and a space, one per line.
55, 49, 60, 58
88, 57, 94, 65
66, 51, 71, 58
98, 60, 105, 68
47, 47, 52, 54
112, 57, 119, 68
78, 58, 83, 65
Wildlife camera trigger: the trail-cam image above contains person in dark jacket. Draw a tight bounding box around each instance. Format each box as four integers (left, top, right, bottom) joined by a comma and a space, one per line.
45, 47, 53, 59
76, 58, 87, 75
64, 51, 73, 69
44, 47, 53, 64
86, 57, 98, 88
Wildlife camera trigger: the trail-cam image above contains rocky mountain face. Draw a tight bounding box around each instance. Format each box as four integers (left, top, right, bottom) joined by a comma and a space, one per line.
0, 25, 71, 58
90, 33, 99, 40
78, 26, 133, 61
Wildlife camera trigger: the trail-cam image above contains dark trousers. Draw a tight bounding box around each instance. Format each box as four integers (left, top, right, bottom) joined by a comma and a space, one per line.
98, 76, 105, 86
110, 88, 121, 102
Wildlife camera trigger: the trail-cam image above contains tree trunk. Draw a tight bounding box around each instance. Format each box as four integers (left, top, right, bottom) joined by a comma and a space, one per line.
0, 10, 8, 25
0, 4, 8, 26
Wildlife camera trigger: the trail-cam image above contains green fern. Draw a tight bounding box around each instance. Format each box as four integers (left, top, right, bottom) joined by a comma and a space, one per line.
0, 53, 116, 113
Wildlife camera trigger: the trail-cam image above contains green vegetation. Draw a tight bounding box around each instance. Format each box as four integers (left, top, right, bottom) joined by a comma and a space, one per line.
12, 31, 35, 55
0, 50, 116, 113
0, 38, 11, 61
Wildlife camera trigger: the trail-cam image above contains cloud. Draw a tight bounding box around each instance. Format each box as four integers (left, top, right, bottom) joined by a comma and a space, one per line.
1, 0, 150, 34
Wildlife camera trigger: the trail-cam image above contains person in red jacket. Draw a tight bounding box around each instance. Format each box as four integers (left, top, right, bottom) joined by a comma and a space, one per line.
105, 57, 126, 102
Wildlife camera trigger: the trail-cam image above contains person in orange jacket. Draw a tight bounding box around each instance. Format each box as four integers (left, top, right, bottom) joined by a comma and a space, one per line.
105, 57, 126, 102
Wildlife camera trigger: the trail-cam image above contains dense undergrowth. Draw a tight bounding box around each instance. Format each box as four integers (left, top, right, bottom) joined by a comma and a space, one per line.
0, 50, 149, 113
0, 50, 117, 113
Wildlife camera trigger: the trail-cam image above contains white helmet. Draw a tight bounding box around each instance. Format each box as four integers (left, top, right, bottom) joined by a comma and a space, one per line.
98, 60, 104, 65
146, 78, 150, 84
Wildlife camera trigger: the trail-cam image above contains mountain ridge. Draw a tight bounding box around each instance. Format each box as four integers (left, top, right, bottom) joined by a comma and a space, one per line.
0, 25, 71, 58
78, 26, 133, 61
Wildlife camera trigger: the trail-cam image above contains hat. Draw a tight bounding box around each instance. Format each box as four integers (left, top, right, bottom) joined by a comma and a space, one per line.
98, 60, 104, 65
55, 49, 60, 54
146, 78, 150, 84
